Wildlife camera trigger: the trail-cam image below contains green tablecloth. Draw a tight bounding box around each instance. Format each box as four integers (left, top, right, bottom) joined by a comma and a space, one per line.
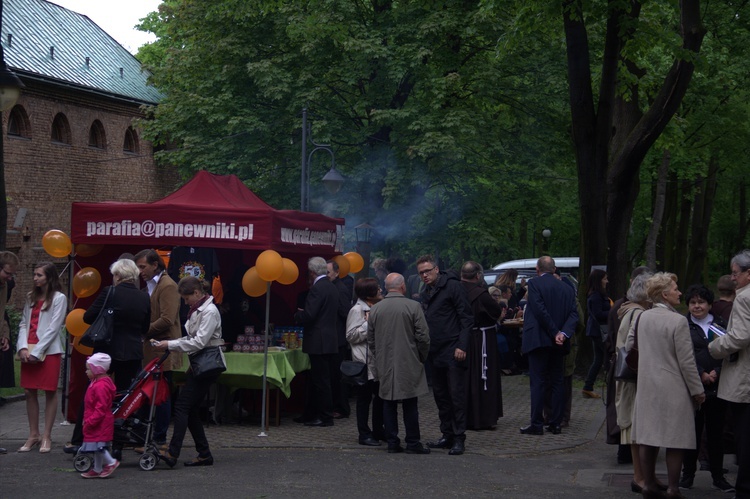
176, 350, 310, 398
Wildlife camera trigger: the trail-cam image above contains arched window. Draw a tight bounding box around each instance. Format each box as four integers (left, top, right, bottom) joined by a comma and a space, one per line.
88, 119, 106, 149
7, 105, 31, 139
51, 113, 72, 145
123, 126, 139, 154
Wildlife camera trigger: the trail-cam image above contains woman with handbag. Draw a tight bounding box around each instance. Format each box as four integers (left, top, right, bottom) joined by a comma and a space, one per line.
629, 273, 705, 498
152, 276, 224, 467
16, 262, 66, 453
582, 269, 611, 399
345, 277, 384, 446
83, 258, 151, 391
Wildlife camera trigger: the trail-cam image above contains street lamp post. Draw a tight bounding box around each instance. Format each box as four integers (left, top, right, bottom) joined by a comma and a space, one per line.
542, 228, 552, 255
0, 0, 25, 250
300, 108, 344, 212
354, 222, 374, 278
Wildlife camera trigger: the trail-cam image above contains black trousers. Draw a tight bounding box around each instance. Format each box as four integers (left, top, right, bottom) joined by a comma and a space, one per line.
303, 353, 336, 423
683, 395, 727, 479
168, 370, 217, 459
429, 356, 467, 442
356, 379, 383, 439
528, 346, 565, 428
383, 397, 420, 448
332, 346, 351, 417
731, 402, 750, 498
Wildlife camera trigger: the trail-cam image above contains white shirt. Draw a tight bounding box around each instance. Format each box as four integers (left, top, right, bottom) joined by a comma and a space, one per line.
691, 313, 713, 339
146, 271, 162, 297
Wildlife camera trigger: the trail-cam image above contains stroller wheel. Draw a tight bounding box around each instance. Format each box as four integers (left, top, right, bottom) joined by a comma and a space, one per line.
74, 453, 93, 472
139, 452, 158, 471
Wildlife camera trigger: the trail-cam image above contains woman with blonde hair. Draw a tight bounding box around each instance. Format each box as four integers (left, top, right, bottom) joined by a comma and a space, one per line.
629, 272, 705, 498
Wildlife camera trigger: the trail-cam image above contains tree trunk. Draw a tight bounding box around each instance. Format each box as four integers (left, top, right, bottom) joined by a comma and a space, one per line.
646, 150, 670, 270
684, 155, 719, 285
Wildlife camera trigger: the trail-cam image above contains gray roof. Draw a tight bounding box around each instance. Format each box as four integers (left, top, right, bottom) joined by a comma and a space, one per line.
3, 0, 162, 105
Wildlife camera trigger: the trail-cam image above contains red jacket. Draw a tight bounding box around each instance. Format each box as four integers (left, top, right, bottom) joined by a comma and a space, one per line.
83, 376, 116, 442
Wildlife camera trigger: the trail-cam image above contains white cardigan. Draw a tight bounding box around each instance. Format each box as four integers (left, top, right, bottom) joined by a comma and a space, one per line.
17, 291, 67, 357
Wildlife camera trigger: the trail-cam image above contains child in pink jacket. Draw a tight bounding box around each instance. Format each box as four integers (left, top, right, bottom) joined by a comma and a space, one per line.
80, 353, 119, 479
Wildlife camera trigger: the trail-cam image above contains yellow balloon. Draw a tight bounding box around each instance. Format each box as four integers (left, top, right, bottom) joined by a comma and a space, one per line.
277, 258, 299, 285
42, 229, 72, 258
73, 334, 93, 356
242, 267, 267, 297
73, 267, 102, 298
74, 244, 104, 257
344, 252, 364, 273
334, 255, 350, 278
65, 309, 89, 337
256, 250, 283, 281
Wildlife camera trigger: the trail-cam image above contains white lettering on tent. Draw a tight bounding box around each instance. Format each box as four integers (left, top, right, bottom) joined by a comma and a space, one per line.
85, 220, 254, 242
279, 228, 336, 247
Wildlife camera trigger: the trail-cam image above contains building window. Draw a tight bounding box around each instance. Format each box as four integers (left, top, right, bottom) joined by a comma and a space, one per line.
7, 105, 31, 139
88, 120, 106, 149
123, 127, 139, 154
51, 113, 72, 145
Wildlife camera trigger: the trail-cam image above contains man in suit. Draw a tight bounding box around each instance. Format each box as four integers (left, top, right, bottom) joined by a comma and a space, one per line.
368, 273, 431, 454
520, 256, 578, 435
326, 259, 353, 418
134, 249, 183, 447
294, 257, 339, 427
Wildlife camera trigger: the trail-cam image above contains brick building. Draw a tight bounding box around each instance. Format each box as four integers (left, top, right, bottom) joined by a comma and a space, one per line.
2, 0, 176, 307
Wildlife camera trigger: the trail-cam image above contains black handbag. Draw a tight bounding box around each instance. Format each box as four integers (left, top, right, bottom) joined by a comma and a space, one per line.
189, 346, 226, 380
340, 360, 367, 386
614, 313, 641, 382
80, 287, 115, 347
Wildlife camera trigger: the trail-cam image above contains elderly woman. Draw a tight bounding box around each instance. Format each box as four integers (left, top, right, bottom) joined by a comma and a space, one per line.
84, 258, 151, 391
345, 277, 384, 446
614, 273, 652, 493
628, 273, 705, 498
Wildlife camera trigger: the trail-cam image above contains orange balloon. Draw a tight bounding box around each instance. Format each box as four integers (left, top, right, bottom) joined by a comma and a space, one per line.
74, 244, 104, 257
256, 250, 283, 281
277, 258, 299, 285
73, 267, 102, 298
334, 255, 350, 278
65, 309, 89, 337
242, 267, 268, 297
344, 252, 364, 273
73, 334, 93, 356
42, 229, 72, 258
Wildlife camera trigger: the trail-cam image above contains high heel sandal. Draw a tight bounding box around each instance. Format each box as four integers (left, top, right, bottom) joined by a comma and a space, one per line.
39, 437, 52, 453
18, 437, 41, 452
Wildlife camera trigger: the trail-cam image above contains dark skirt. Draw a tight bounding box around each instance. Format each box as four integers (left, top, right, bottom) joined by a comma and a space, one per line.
466, 328, 503, 430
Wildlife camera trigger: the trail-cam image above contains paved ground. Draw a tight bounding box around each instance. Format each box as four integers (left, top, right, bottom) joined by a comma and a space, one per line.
0, 375, 739, 498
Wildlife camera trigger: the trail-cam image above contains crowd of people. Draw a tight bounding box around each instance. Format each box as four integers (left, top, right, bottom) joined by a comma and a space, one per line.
3, 246, 750, 498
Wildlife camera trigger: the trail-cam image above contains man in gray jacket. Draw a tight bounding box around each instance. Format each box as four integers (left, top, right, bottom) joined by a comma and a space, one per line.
368, 273, 431, 454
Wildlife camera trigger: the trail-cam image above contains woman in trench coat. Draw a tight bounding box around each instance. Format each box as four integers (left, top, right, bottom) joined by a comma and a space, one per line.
628, 272, 705, 498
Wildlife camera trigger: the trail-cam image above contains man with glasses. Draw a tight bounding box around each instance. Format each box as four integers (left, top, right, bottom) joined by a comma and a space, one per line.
0, 251, 19, 455
710, 249, 750, 497
416, 255, 473, 455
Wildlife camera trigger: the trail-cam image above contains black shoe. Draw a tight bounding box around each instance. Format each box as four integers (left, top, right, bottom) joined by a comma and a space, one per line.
631, 481, 643, 493
448, 440, 465, 456
426, 436, 453, 449
678, 475, 694, 489
387, 445, 404, 453
545, 425, 562, 435
293, 416, 311, 424
158, 450, 177, 468
712, 477, 735, 493
63, 442, 80, 454
520, 425, 544, 435
0, 447, 6, 454
405, 444, 431, 455
304, 419, 333, 427
372, 433, 387, 442
184, 455, 213, 467
358, 437, 381, 447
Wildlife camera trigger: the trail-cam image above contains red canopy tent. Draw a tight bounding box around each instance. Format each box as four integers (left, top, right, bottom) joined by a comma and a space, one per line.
71, 170, 345, 253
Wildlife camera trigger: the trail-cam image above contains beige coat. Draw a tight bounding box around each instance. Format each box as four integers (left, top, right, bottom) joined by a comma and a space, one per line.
345, 299, 374, 380
142, 272, 182, 371
709, 283, 750, 403
629, 304, 703, 449
367, 292, 430, 401
614, 301, 645, 434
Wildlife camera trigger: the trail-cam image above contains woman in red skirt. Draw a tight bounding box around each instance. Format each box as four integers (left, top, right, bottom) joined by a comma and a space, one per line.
16, 262, 67, 453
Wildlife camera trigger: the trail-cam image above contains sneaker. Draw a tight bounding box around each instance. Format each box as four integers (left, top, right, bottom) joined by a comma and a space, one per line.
80, 470, 100, 479
712, 477, 735, 493
678, 475, 694, 489
99, 460, 120, 478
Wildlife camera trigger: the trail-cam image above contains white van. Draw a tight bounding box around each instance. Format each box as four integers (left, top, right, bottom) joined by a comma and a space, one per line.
484, 257, 580, 287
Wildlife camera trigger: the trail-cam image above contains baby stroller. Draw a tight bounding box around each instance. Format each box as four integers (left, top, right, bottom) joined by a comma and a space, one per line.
74, 351, 171, 472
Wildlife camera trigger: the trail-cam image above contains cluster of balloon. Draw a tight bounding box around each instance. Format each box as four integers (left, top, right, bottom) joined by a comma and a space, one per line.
68, 267, 103, 355
242, 250, 300, 297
